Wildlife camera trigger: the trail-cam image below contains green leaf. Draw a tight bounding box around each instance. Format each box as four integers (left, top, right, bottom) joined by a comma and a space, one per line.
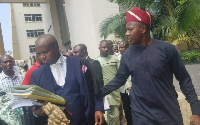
99, 13, 126, 39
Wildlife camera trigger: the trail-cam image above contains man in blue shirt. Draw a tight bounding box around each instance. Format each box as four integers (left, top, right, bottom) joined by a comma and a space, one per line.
101, 7, 200, 125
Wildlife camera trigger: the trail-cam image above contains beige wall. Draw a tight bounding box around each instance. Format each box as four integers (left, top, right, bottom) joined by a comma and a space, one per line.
10, 3, 52, 66
47, 0, 66, 51
10, 0, 120, 63
64, 0, 119, 58
0, 22, 5, 55
10, 4, 20, 59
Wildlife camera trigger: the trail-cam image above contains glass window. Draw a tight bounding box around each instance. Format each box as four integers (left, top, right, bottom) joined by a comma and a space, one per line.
23, 3, 40, 7
29, 45, 36, 53
24, 14, 42, 22
26, 29, 44, 38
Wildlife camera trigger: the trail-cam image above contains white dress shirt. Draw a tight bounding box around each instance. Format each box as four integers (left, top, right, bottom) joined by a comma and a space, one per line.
0, 71, 23, 91
50, 55, 67, 87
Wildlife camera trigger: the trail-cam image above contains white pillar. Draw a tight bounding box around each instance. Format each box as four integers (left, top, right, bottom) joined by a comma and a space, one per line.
64, 0, 119, 58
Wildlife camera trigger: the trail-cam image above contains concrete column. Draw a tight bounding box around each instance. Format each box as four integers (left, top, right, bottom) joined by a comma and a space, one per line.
64, 0, 119, 58
55, 0, 71, 50
10, 3, 20, 59
0, 22, 5, 55
48, 0, 66, 51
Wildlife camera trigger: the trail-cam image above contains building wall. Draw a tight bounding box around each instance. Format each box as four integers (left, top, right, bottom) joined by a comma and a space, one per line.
0, 22, 5, 55
41, 1, 54, 35
47, 0, 66, 51
64, 0, 119, 58
10, 0, 120, 63
10, 3, 52, 66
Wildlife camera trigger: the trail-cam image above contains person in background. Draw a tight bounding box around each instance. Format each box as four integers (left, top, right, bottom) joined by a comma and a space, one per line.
21, 58, 44, 85
107, 40, 114, 55
0, 54, 24, 125
15, 61, 19, 67
73, 43, 105, 124
114, 44, 121, 57
63, 51, 73, 56
101, 7, 200, 125
0, 55, 23, 91
118, 40, 132, 125
73, 44, 104, 91
13, 62, 21, 74
113, 44, 118, 53
31, 34, 104, 125
96, 40, 121, 125
23, 61, 28, 72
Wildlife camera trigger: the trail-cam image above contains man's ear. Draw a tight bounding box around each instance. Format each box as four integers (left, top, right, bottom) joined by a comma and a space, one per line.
83, 50, 86, 54
141, 25, 147, 33
55, 44, 60, 51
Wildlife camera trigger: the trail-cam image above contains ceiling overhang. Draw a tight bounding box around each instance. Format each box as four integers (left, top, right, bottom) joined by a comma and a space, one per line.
0, 0, 47, 3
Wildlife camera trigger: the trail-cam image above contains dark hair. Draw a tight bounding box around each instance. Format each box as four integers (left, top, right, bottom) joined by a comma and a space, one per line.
0, 55, 14, 63
48, 35, 58, 48
138, 22, 150, 32
120, 41, 129, 48
75, 44, 88, 54
35, 34, 58, 48
99, 40, 108, 47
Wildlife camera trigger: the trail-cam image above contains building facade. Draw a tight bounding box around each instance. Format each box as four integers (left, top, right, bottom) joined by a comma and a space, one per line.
65, 0, 119, 58
9, 0, 119, 66
10, 2, 50, 66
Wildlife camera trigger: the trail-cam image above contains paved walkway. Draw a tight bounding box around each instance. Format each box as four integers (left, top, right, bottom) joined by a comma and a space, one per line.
104, 91, 198, 125
178, 91, 200, 125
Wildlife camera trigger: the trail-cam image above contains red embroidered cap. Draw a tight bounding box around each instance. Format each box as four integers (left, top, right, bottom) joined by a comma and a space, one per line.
126, 7, 153, 26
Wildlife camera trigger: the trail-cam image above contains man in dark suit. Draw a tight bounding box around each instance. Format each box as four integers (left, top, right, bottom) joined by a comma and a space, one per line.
73, 44, 106, 124
73, 44, 104, 91
31, 34, 104, 125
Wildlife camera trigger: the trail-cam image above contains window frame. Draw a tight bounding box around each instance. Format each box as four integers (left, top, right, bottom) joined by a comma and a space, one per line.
29, 45, 36, 53
23, 3, 40, 7
24, 14, 42, 22
26, 29, 44, 38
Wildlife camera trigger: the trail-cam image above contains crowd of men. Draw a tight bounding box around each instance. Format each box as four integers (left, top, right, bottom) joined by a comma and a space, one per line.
0, 6, 200, 125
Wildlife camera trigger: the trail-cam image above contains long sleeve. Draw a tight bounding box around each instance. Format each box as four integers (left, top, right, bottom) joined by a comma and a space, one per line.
92, 60, 104, 91
170, 45, 200, 115
101, 55, 130, 96
91, 60, 104, 111
30, 71, 37, 86
124, 77, 132, 90
79, 57, 104, 113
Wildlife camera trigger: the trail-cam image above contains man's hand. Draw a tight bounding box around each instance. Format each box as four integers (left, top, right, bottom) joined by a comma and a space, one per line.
127, 87, 131, 92
32, 101, 48, 116
95, 111, 104, 125
190, 115, 200, 125
32, 106, 46, 116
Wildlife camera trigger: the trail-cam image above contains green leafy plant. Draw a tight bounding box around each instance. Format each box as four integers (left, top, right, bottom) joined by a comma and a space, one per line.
180, 50, 200, 63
